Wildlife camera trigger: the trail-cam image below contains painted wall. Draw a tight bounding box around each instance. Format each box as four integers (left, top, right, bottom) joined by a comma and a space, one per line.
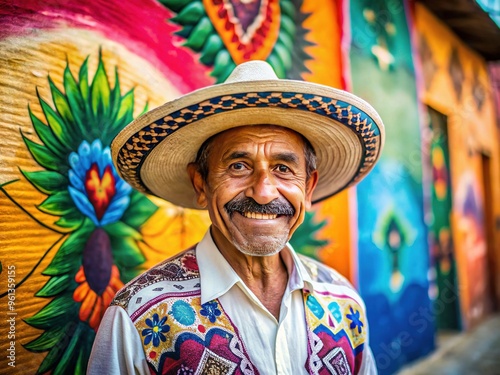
0, 0, 354, 372
415, 3, 500, 330
348, 1, 434, 374
4, 1, 497, 373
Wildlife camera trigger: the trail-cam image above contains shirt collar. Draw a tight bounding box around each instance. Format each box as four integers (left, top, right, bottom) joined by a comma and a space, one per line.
196, 229, 314, 304
197, 230, 240, 304
282, 241, 315, 293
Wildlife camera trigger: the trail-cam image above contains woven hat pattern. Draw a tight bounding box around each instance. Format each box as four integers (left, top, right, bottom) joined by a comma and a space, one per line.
117, 90, 381, 196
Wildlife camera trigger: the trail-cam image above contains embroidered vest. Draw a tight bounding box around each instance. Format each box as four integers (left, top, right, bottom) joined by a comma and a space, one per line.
112, 248, 367, 374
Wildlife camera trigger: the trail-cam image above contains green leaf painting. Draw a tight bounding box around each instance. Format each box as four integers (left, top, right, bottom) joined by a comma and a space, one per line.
6, 50, 158, 374
290, 211, 329, 259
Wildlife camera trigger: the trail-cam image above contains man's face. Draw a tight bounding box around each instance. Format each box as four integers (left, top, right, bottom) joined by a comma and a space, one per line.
189, 125, 318, 257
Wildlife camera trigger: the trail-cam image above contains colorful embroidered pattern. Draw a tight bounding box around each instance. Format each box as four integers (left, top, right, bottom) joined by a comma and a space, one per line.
113, 249, 258, 374
299, 255, 368, 374
304, 290, 366, 375
111, 247, 198, 309
346, 307, 364, 334
133, 292, 258, 374
116, 91, 382, 194
200, 301, 222, 323
170, 300, 196, 325
111, 247, 368, 374
142, 313, 170, 347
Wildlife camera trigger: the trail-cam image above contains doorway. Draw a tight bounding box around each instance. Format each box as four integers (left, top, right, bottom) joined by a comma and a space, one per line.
428, 107, 461, 330
481, 153, 497, 311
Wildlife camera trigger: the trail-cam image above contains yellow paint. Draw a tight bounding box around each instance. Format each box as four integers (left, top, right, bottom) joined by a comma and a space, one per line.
138, 198, 210, 270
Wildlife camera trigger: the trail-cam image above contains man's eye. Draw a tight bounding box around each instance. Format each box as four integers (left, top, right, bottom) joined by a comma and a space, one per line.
230, 162, 245, 170
276, 165, 290, 173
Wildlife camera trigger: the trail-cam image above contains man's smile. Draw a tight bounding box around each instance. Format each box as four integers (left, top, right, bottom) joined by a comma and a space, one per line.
241, 212, 278, 220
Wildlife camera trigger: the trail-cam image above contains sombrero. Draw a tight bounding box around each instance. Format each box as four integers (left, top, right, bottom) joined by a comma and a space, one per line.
111, 60, 385, 209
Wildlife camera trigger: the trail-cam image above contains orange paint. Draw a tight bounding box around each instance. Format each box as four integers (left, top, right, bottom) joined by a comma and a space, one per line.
315, 190, 353, 281
73, 265, 124, 331
300, 0, 352, 281
301, 0, 343, 88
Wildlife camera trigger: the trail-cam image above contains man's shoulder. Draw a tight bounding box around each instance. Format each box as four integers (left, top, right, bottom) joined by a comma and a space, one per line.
111, 246, 200, 311
297, 253, 356, 291
297, 253, 368, 312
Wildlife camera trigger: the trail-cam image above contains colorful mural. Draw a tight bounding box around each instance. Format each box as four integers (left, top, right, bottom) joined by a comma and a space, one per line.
415, 3, 500, 330
349, 0, 434, 373
0, 0, 349, 372
16, 53, 159, 373
3, 1, 497, 373
160, 0, 312, 81
0, 46, 209, 373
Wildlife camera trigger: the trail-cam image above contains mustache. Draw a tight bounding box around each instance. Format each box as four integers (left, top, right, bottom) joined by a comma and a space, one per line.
225, 196, 295, 216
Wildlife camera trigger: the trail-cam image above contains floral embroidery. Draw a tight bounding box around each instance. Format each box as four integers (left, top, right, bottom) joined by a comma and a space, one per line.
142, 313, 170, 346
346, 306, 364, 333
170, 300, 196, 325
200, 301, 222, 323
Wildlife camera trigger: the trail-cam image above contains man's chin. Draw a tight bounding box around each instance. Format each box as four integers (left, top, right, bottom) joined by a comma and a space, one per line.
233, 237, 288, 257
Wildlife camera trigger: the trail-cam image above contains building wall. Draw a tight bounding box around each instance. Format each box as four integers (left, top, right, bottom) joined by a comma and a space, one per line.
347, 1, 434, 373
415, 3, 500, 330
0, 0, 354, 372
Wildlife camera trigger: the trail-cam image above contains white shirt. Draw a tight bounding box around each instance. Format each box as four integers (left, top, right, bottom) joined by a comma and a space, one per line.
198, 230, 310, 374
88, 230, 377, 374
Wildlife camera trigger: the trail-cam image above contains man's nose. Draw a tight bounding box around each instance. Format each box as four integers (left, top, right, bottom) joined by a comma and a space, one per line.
245, 168, 280, 205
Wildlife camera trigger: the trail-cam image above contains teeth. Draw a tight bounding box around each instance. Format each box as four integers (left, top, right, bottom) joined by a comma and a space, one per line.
243, 212, 277, 220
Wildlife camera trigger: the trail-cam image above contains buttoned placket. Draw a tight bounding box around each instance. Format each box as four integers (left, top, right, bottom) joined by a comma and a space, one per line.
275, 285, 293, 375
228, 277, 308, 375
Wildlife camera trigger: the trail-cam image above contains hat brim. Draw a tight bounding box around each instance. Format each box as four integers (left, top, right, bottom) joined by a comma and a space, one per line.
112, 79, 384, 209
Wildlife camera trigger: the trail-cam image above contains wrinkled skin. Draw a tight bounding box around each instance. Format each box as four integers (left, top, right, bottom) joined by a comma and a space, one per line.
188, 125, 318, 258
188, 125, 318, 318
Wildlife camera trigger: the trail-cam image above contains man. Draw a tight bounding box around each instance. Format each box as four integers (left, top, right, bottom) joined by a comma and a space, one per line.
88, 60, 384, 374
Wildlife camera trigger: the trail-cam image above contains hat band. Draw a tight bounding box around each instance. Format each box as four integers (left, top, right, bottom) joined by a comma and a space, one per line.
116, 91, 382, 193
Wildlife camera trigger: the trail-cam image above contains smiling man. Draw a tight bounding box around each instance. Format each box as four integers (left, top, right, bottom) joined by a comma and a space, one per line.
88, 61, 384, 375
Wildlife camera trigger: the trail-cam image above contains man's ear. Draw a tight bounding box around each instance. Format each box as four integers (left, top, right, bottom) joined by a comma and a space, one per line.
304, 170, 319, 210
187, 163, 208, 208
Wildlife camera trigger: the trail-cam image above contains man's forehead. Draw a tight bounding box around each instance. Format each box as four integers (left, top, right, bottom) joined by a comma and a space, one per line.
211, 124, 307, 145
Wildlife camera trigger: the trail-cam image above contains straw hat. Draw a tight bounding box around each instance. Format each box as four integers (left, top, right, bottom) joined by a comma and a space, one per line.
111, 60, 385, 209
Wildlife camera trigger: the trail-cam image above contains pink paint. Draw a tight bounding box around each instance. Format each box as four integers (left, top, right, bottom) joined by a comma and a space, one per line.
0, 0, 214, 92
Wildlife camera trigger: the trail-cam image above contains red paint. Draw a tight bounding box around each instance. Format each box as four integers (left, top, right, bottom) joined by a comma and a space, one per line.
0, 0, 214, 92
85, 164, 116, 220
